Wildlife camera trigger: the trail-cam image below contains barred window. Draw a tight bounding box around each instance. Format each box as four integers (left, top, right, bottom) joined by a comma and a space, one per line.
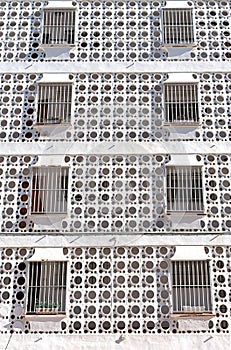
172, 261, 212, 313
164, 84, 199, 123
163, 9, 194, 45
37, 84, 72, 124
166, 167, 204, 212
42, 10, 75, 45
27, 261, 67, 314
31, 167, 69, 214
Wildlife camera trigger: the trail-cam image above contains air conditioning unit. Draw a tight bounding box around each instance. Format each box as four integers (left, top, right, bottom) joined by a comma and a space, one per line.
183, 305, 206, 313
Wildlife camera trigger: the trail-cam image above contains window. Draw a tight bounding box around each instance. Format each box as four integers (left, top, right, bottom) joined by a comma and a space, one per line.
164, 84, 199, 124
166, 166, 204, 212
172, 260, 212, 313
31, 167, 68, 214
162, 9, 194, 45
42, 10, 75, 45
27, 261, 67, 314
37, 84, 72, 124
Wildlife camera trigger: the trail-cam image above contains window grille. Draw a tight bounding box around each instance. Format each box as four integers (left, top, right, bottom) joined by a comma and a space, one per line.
42, 10, 75, 45
31, 167, 68, 214
164, 84, 199, 123
172, 261, 212, 313
27, 261, 67, 314
166, 167, 204, 212
37, 84, 72, 124
163, 9, 194, 45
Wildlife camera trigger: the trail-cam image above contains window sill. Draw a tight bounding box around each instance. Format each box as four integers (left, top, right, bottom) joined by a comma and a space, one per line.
163, 122, 200, 127
34, 122, 71, 128
166, 211, 205, 216
24, 314, 66, 319
162, 43, 196, 48
40, 44, 75, 49
28, 213, 67, 218
170, 313, 215, 319
33, 123, 72, 136
24, 314, 66, 331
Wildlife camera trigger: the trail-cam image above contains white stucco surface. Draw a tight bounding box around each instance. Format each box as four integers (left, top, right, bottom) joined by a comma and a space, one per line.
0, 233, 229, 247
0, 334, 230, 350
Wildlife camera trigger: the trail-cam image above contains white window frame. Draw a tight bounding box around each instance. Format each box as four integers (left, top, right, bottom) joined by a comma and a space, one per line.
164, 83, 199, 124
26, 261, 67, 315
30, 166, 69, 215
171, 260, 212, 314
42, 9, 76, 46
37, 83, 72, 125
162, 8, 194, 46
166, 166, 204, 213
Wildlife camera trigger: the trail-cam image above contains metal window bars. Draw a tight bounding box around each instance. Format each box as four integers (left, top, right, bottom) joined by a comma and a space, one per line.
42, 10, 75, 45
163, 9, 194, 45
27, 261, 67, 314
172, 261, 212, 313
31, 167, 69, 214
164, 84, 199, 123
166, 166, 204, 212
37, 84, 72, 124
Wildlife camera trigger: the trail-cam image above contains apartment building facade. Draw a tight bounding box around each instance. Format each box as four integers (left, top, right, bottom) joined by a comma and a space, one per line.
0, 1, 230, 349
